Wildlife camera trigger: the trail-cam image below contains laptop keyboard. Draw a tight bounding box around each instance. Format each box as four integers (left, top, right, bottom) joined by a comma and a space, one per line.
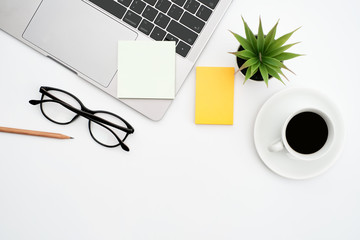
88, 0, 219, 57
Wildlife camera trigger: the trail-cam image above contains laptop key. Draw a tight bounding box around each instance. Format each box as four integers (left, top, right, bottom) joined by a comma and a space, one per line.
180, 11, 205, 33
172, 0, 186, 7
89, 0, 127, 20
155, 0, 172, 13
184, 0, 200, 14
198, 0, 219, 9
168, 4, 184, 20
154, 13, 170, 29
117, 0, 132, 7
176, 41, 191, 57
167, 20, 198, 45
142, 5, 159, 21
123, 10, 142, 28
130, 0, 146, 14
150, 26, 166, 40
138, 19, 155, 35
196, 5, 212, 21
165, 33, 179, 44
144, 0, 157, 5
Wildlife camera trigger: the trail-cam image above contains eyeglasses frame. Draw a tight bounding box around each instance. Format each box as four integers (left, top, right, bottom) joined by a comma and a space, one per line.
29, 86, 134, 151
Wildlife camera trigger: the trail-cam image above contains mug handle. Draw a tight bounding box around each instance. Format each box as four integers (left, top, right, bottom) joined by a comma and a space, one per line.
268, 140, 285, 152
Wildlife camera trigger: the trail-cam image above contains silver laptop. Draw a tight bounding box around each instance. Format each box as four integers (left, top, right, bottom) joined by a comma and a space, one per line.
0, 0, 232, 120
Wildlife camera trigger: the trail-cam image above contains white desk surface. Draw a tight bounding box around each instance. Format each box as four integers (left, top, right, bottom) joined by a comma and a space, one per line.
1, 0, 360, 239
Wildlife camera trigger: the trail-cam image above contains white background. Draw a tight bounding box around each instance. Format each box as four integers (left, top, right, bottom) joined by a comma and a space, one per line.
1, 0, 360, 239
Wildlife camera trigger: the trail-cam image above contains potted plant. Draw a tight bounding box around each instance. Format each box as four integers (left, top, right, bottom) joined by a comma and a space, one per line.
229, 17, 302, 86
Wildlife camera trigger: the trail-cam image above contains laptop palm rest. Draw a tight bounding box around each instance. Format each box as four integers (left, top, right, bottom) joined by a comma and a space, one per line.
23, 0, 137, 87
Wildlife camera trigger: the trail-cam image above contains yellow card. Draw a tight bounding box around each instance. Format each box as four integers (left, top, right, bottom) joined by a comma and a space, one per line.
195, 67, 235, 125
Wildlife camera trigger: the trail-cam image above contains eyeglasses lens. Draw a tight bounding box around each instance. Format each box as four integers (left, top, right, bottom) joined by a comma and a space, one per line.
41, 90, 81, 124
89, 112, 129, 147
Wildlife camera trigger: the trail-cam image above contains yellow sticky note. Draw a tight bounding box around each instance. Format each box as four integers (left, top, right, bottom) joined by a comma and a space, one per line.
195, 67, 235, 125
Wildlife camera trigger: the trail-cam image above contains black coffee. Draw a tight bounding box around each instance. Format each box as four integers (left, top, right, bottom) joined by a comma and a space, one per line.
285, 111, 328, 154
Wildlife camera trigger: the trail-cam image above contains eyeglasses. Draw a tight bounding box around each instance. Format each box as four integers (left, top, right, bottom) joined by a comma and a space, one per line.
29, 86, 134, 151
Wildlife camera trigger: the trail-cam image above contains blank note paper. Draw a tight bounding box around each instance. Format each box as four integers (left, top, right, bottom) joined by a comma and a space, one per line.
117, 41, 175, 99
195, 67, 235, 125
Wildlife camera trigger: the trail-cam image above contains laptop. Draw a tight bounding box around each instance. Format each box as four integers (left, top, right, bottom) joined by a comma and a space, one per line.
0, 0, 232, 121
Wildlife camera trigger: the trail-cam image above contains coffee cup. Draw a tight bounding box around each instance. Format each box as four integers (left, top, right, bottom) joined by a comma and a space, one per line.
268, 108, 334, 161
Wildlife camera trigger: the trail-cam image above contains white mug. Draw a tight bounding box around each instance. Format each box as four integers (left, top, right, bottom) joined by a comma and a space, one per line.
268, 108, 335, 161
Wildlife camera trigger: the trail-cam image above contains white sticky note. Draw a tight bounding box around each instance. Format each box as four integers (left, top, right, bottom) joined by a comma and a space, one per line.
117, 41, 176, 99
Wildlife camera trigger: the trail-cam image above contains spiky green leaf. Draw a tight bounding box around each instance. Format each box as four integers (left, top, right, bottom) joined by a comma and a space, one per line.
239, 58, 259, 71
245, 66, 252, 81
241, 17, 257, 53
266, 63, 290, 82
251, 61, 261, 75
282, 63, 296, 75
267, 42, 300, 57
244, 64, 260, 83
264, 20, 279, 52
275, 52, 303, 61
257, 17, 265, 53
262, 56, 283, 68
278, 69, 289, 81
259, 64, 269, 87
268, 27, 301, 50
265, 64, 285, 85
229, 50, 256, 60
230, 30, 253, 51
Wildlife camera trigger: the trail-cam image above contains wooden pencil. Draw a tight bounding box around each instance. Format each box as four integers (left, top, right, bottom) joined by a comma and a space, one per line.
0, 126, 73, 139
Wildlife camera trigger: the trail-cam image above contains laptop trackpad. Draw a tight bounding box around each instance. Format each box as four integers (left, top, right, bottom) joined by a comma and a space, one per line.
23, 0, 137, 87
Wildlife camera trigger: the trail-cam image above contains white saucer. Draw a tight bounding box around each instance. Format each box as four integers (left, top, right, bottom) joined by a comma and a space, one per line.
254, 88, 345, 180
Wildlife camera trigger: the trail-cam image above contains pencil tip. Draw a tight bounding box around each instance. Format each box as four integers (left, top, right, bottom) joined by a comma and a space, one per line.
70, 137, 74, 139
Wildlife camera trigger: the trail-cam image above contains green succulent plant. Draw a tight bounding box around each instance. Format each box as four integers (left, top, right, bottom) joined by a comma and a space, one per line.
229, 17, 302, 86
